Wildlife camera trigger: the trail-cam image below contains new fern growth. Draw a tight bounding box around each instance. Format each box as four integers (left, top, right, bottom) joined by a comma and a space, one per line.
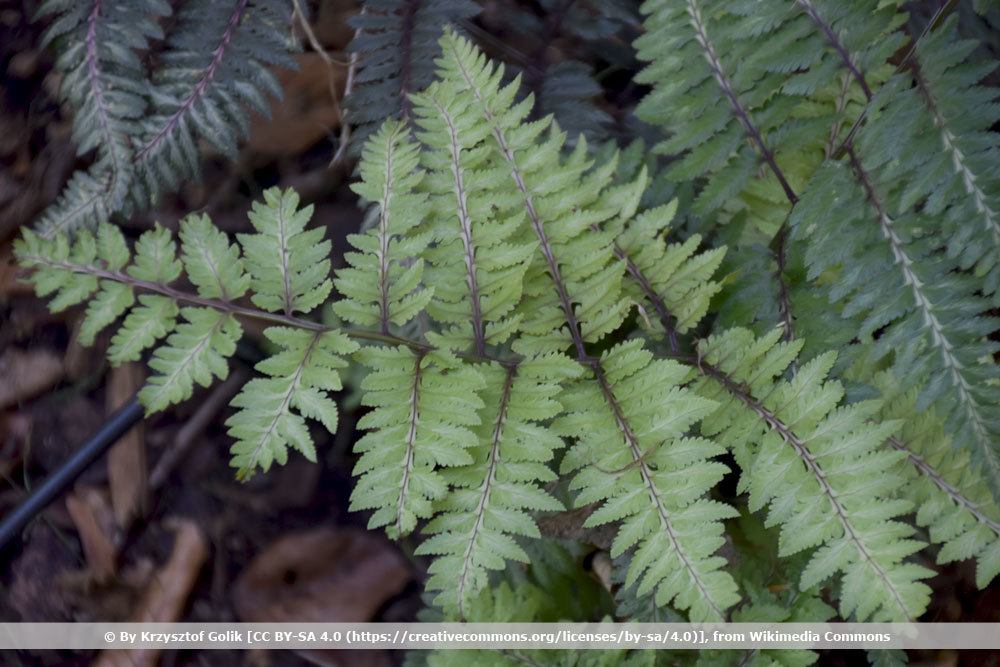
17, 7, 1000, 652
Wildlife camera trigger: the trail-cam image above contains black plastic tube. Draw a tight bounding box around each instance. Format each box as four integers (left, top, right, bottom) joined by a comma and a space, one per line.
0, 396, 144, 551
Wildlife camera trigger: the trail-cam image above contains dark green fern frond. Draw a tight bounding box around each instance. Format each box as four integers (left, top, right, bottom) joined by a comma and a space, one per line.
35, 0, 169, 235
425, 580, 654, 667
790, 105, 1000, 487
346, 0, 481, 152
486, 0, 639, 143
37, 0, 298, 237
133, 0, 296, 200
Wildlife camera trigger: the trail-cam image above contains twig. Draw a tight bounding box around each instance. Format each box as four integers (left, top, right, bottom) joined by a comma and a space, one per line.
289, 0, 357, 167
330, 19, 362, 168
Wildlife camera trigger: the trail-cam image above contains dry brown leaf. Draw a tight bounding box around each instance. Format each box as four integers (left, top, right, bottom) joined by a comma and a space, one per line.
248, 54, 344, 156
536, 502, 616, 550
0, 348, 64, 409
233, 528, 407, 667
66, 487, 118, 582
232, 527, 410, 623
0, 242, 32, 297
105, 363, 147, 526
93, 519, 208, 667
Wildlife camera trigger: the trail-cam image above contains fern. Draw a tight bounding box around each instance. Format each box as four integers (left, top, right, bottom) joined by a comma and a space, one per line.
133, 0, 295, 199
432, 29, 741, 621
417, 357, 575, 615
333, 120, 433, 332
18, 12, 1000, 639
697, 513, 835, 667
17, 188, 348, 478
423, 581, 653, 667
35, 0, 297, 236
346, 0, 481, 152
350, 346, 485, 538
909, 17, 1000, 301
36, 0, 168, 232
557, 340, 740, 622
870, 372, 1000, 590
790, 81, 1000, 485
606, 192, 935, 621
694, 329, 932, 621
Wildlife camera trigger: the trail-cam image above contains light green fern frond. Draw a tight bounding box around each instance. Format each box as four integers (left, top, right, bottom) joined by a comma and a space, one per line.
607, 198, 726, 348
557, 340, 739, 622
411, 76, 537, 355
239, 188, 332, 315
417, 355, 579, 616
179, 213, 250, 302
350, 347, 485, 539
335, 120, 434, 333
872, 373, 1000, 590
427, 31, 742, 621
15, 187, 358, 477
693, 328, 933, 621
139, 306, 242, 413
228, 327, 356, 479
434, 29, 641, 358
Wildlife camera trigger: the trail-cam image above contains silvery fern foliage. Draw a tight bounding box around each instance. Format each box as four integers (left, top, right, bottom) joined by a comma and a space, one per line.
346, 0, 481, 152
490, 0, 640, 143
35, 0, 297, 237
17, 8, 1000, 649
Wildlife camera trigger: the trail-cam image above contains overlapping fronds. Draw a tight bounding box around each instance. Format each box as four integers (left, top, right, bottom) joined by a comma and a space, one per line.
346, 0, 481, 151
634, 0, 902, 235
790, 91, 1000, 486
350, 346, 485, 539
417, 357, 578, 615
20, 10, 1000, 638
410, 78, 537, 354
16, 187, 351, 478
693, 329, 933, 621
431, 30, 741, 621
334, 120, 433, 332
696, 513, 835, 667
872, 373, 1000, 589
35, 0, 297, 236
605, 198, 726, 348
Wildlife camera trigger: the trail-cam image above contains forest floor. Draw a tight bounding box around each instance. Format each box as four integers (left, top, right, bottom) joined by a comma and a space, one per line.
0, 1, 997, 666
